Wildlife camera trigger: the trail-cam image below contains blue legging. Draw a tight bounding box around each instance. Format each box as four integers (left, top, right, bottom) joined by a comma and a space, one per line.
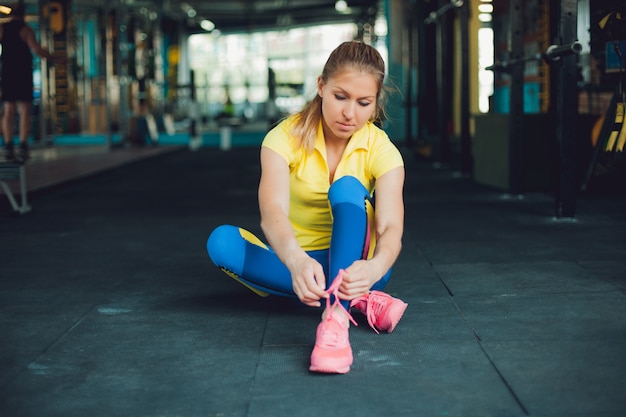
206, 176, 392, 305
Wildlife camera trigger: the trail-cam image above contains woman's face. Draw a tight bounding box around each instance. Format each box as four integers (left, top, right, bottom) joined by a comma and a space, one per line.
317, 67, 378, 142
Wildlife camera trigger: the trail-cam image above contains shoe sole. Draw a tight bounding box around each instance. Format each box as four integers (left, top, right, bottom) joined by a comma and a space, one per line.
309, 349, 352, 374
309, 364, 350, 374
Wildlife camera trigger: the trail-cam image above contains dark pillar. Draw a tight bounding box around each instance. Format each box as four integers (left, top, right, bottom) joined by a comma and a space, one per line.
405, 13, 414, 149
508, 0, 524, 195
189, 69, 197, 138
459, 1, 472, 176
554, 0, 578, 218
435, 0, 451, 166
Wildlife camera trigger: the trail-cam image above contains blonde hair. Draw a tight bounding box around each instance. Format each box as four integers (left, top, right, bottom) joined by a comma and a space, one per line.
291, 41, 389, 153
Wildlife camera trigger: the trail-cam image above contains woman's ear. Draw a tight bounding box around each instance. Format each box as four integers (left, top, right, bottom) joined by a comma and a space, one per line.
317, 76, 324, 97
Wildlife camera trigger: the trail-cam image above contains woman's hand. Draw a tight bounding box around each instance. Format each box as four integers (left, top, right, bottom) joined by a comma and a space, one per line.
289, 254, 328, 307
337, 260, 378, 300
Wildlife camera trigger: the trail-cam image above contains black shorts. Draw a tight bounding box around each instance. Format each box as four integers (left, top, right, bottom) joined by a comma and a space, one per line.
0, 71, 33, 102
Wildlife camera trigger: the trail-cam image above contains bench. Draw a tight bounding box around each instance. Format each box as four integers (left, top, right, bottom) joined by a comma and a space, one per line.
0, 162, 31, 214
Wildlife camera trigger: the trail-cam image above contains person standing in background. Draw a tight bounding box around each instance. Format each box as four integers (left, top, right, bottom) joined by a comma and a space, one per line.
0, 3, 55, 163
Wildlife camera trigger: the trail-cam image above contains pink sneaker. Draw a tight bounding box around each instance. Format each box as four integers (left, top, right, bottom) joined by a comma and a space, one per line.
309, 270, 357, 374
350, 291, 408, 334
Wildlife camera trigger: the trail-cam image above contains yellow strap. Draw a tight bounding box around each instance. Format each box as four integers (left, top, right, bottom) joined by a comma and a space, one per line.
616, 112, 626, 151
605, 102, 624, 151
606, 132, 619, 152
599, 12, 622, 30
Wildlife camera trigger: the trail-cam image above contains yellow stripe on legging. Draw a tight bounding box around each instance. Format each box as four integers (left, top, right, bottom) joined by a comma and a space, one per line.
239, 228, 268, 248
221, 268, 270, 297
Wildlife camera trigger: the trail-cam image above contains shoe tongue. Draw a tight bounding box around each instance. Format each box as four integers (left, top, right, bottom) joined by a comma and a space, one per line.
326, 310, 348, 328
320, 320, 347, 347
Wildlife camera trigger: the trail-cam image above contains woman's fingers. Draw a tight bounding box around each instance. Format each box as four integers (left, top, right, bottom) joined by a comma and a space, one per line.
292, 260, 327, 306
339, 263, 373, 299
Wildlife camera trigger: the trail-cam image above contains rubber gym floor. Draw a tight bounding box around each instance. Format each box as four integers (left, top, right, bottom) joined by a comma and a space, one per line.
1, 143, 625, 417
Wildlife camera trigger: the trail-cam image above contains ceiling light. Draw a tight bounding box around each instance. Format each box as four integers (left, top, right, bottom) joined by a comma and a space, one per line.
375, 16, 387, 37
0, 5, 12, 14
335, 1, 350, 14
200, 19, 215, 31
180, 2, 196, 18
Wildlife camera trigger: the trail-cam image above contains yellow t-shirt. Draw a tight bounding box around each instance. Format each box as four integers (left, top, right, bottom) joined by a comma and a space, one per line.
262, 115, 404, 251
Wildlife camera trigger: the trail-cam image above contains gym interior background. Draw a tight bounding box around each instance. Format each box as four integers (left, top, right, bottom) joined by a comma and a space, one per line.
1, 0, 625, 199
1, 2, 626, 415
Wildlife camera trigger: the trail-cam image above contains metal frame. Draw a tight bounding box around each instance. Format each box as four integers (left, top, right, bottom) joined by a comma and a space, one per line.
0, 164, 32, 214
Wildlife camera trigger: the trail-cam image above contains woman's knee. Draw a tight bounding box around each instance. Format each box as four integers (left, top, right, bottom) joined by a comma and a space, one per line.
206, 225, 246, 271
329, 176, 369, 206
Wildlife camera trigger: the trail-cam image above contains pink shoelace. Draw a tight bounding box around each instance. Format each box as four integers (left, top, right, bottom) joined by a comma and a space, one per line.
358, 292, 387, 334
322, 269, 357, 330
350, 290, 392, 334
